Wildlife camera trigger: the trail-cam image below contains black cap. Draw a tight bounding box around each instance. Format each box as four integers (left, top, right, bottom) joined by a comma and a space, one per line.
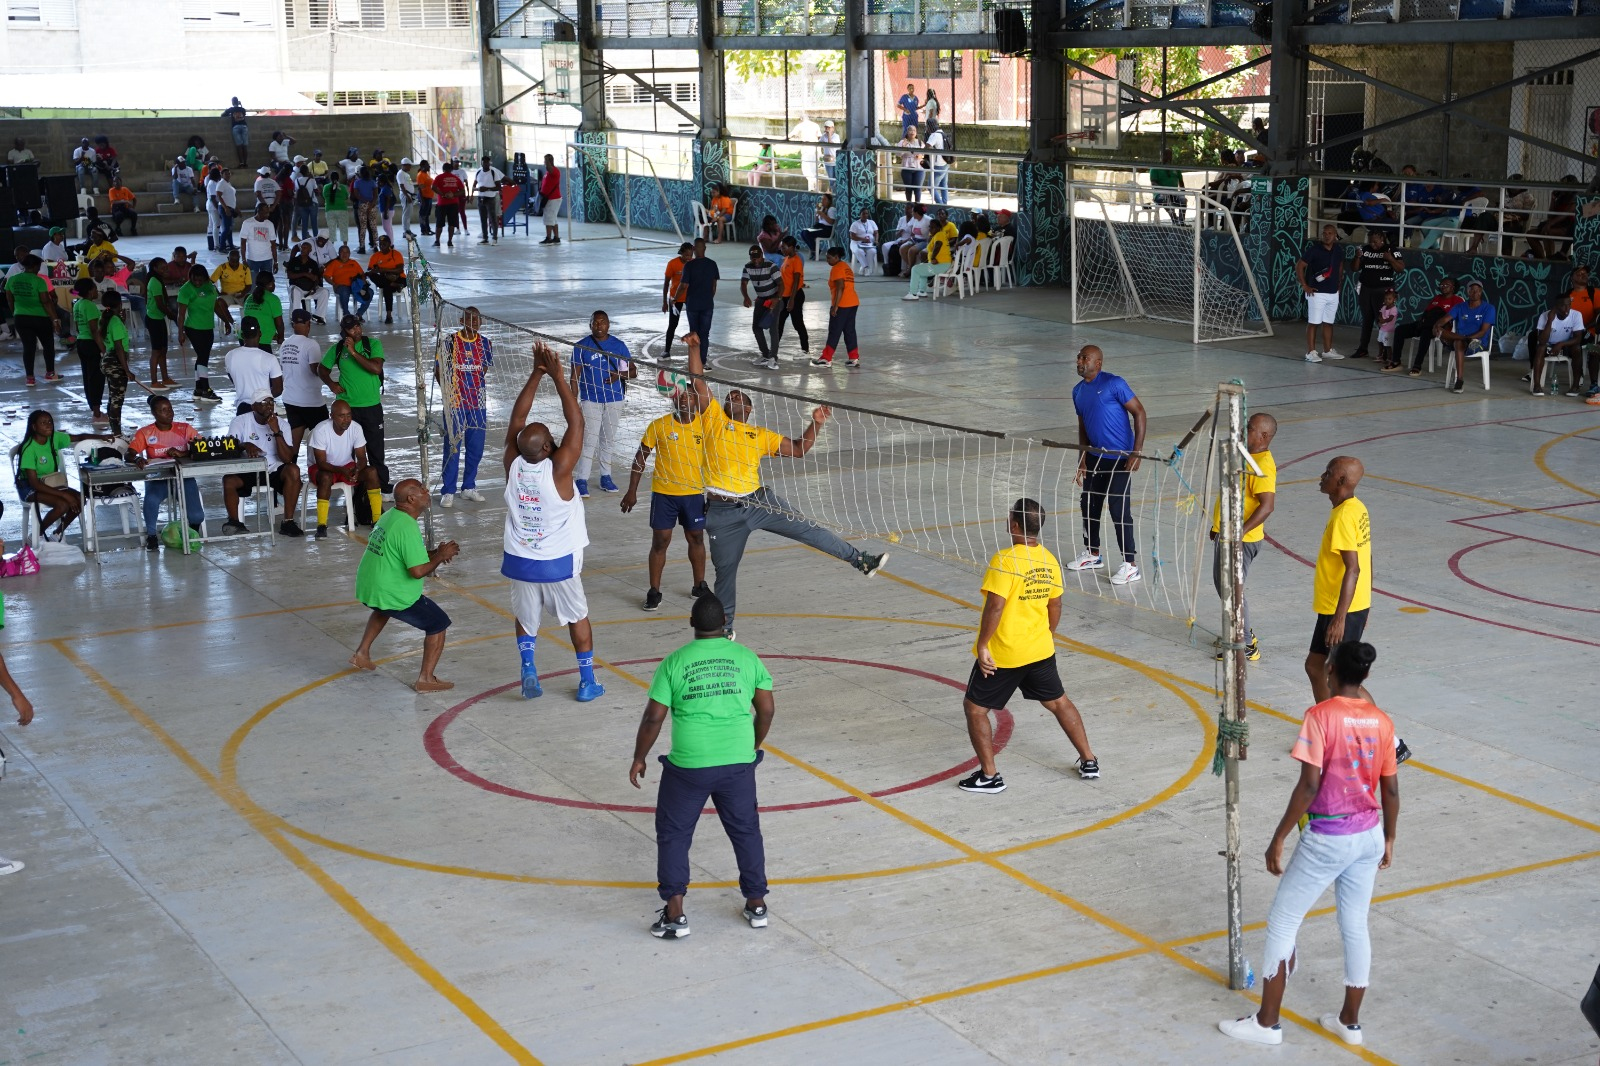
290, 308, 312, 323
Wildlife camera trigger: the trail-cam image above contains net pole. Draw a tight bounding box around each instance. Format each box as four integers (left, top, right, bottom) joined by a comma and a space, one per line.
1218, 381, 1249, 990
1069, 169, 1080, 324
406, 234, 435, 544
1191, 197, 1203, 347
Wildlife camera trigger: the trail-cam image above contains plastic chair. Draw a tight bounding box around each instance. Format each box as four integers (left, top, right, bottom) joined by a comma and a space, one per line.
989, 235, 1015, 290
9, 444, 48, 549
1442, 326, 1495, 391
299, 479, 355, 533
71, 440, 139, 549
692, 202, 713, 242
1129, 172, 1159, 223
932, 244, 976, 300
850, 240, 878, 276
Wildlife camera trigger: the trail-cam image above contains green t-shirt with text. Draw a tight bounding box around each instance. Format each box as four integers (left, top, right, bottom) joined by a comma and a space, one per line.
242, 290, 283, 343
4, 271, 49, 318
648, 638, 773, 769
19, 431, 71, 479
322, 337, 385, 408
354, 508, 428, 610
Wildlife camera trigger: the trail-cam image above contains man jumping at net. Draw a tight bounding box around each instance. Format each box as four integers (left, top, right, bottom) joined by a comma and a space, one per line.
1068, 345, 1147, 586
687, 332, 888, 639
501, 341, 604, 703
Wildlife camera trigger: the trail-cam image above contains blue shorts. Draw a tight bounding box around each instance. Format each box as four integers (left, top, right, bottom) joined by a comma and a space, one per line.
232, 125, 249, 147
649, 492, 706, 532
373, 594, 451, 635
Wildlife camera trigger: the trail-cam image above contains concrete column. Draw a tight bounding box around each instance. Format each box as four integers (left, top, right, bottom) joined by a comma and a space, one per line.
576, 0, 609, 135
1015, 160, 1066, 286
843, 0, 871, 149
477, 0, 507, 163
1028, 0, 1063, 158
696, 0, 726, 138
832, 148, 877, 251
1266, 0, 1306, 175
1246, 175, 1309, 320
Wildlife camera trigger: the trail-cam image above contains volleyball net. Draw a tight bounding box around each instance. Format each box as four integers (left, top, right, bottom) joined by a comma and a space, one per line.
408, 239, 1237, 642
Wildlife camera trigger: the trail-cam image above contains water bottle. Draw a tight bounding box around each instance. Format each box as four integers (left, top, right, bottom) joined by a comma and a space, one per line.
1245, 959, 1256, 990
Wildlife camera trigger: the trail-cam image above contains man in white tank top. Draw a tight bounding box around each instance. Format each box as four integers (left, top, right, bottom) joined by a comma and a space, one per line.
501, 342, 604, 702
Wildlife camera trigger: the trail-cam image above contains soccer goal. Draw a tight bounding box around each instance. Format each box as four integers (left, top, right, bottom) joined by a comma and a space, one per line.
1069, 181, 1273, 345
563, 141, 686, 251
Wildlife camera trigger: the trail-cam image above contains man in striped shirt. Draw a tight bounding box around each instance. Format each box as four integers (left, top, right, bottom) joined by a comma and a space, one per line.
739, 244, 780, 365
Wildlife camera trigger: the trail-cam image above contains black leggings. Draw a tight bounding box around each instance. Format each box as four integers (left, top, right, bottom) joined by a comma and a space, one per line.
1080, 452, 1136, 564
186, 326, 215, 377
349, 403, 390, 492
15, 315, 56, 377
823, 304, 858, 357
1396, 310, 1448, 372
77, 339, 106, 412
769, 288, 809, 355
664, 302, 686, 356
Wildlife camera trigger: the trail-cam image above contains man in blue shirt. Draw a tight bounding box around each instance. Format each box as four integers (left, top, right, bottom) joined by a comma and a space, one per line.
1295, 224, 1345, 364
682, 238, 720, 359
569, 309, 634, 496
898, 84, 920, 135
1068, 345, 1147, 586
1439, 279, 1496, 394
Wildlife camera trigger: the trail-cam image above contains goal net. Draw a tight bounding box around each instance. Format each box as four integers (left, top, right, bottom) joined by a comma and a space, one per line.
1070, 182, 1273, 345
409, 239, 1238, 641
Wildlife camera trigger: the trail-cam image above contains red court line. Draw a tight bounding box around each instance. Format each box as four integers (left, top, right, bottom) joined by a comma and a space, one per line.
424, 655, 1014, 814
1446, 538, 1600, 616
1277, 409, 1597, 469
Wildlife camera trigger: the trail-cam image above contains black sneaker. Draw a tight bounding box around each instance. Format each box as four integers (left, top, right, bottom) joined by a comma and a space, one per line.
650, 906, 690, 939
145, 534, 159, 551
643, 588, 663, 612
723, 627, 736, 641
1076, 757, 1101, 780
279, 520, 306, 538
1452, 381, 1464, 393
742, 903, 768, 928
221, 519, 249, 535
957, 770, 1006, 794
690, 581, 712, 599
854, 551, 888, 577
1396, 738, 1412, 765
315, 525, 328, 539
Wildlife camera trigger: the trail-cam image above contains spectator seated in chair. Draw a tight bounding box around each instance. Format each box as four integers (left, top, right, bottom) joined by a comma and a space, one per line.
1437, 279, 1496, 393
222, 392, 305, 537
307, 399, 382, 538
366, 235, 406, 324
285, 241, 328, 323
128, 395, 206, 551
16, 409, 111, 541
709, 184, 736, 244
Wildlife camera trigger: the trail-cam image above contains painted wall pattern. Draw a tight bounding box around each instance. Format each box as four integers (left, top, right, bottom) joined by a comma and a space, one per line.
694, 139, 731, 200
1247, 176, 1310, 321
1328, 246, 1570, 340
1573, 194, 1600, 267
603, 173, 697, 238
1016, 161, 1065, 287
573, 131, 611, 226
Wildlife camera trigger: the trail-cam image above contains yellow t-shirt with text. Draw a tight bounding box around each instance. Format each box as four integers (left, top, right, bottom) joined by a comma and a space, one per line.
702, 397, 785, 498
975, 542, 1062, 669
641, 410, 707, 496
1313, 497, 1372, 615
1212, 449, 1277, 544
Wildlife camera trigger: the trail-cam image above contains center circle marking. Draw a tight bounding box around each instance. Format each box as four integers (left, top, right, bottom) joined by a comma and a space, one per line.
425, 655, 1014, 814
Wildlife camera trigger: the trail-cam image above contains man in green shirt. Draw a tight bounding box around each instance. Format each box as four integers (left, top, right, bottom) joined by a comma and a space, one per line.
629, 594, 775, 939
1149, 148, 1187, 225
318, 314, 390, 493
350, 479, 459, 692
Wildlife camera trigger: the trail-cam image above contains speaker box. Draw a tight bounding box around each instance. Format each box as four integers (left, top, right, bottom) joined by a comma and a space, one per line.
0, 226, 14, 265
0, 188, 14, 226
995, 9, 1028, 55
41, 174, 77, 224
4, 163, 41, 213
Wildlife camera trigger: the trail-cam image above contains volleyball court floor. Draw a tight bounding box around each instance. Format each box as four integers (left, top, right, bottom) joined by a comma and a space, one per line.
0, 226, 1596, 1065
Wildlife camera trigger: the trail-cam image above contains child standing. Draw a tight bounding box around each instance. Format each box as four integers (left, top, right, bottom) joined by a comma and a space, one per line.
1377, 290, 1400, 369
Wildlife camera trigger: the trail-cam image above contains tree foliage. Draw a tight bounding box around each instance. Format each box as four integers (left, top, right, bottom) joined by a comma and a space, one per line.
725, 49, 844, 81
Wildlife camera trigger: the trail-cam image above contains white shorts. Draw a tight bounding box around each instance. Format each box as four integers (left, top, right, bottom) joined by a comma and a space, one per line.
1306, 291, 1340, 325
511, 566, 588, 628
542, 196, 562, 222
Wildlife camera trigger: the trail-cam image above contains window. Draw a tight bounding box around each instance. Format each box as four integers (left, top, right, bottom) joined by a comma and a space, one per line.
308, 0, 327, 22
335, 0, 383, 26
284, 0, 295, 24
6, 0, 77, 27
314, 89, 431, 107
398, 0, 468, 26
908, 50, 962, 78
604, 80, 699, 106
183, 0, 275, 28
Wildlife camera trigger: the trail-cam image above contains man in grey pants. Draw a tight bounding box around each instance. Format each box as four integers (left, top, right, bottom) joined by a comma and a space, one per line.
682, 333, 888, 638
1210, 411, 1276, 662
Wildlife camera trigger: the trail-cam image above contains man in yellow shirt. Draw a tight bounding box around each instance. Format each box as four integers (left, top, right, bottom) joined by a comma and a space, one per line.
211, 250, 253, 305
904, 207, 958, 300
620, 380, 712, 612
685, 333, 887, 639
960, 499, 1098, 793
1211, 412, 1277, 661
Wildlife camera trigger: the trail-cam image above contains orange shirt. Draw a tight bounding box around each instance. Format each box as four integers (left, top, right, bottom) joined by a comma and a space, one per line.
417, 172, 434, 198
368, 249, 404, 272
324, 259, 364, 286
829, 261, 858, 309
711, 195, 733, 218
781, 254, 804, 297
108, 186, 136, 206
664, 256, 688, 303
1570, 285, 1597, 331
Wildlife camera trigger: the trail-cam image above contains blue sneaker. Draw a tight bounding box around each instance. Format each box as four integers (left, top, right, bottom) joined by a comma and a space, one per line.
576, 679, 605, 702
599, 475, 620, 492
520, 665, 542, 699
575, 478, 590, 497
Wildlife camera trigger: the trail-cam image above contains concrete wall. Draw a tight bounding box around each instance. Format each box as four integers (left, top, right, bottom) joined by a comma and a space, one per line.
0, 0, 280, 77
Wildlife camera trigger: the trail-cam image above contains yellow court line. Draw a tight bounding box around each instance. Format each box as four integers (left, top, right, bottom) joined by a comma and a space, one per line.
1533, 422, 1600, 500
1363, 473, 1600, 528
52, 639, 544, 1066
1274, 395, 1488, 425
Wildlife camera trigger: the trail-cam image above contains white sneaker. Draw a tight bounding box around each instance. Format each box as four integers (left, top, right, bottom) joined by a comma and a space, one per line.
1066, 551, 1103, 572
0, 858, 23, 876
440, 494, 455, 508
1319, 1013, 1363, 1046
1323, 348, 1345, 359
1304, 350, 1323, 363
902, 293, 921, 301
1218, 1015, 1283, 1046
1110, 562, 1141, 585
460, 488, 485, 502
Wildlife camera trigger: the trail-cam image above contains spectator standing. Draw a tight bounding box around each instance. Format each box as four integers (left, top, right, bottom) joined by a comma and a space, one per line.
223, 98, 249, 166
682, 239, 720, 359
1296, 224, 1345, 363
538, 154, 562, 245
177, 263, 234, 405
278, 309, 329, 459
1067, 345, 1146, 586
765, 236, 810, 367
1150, 149, 1186, 224
349, 479, 459, 692
318, 315, 390, 492
1210, 412, 1277, 661
251, 165, 278, 225
897, 84, 920, 134
322, 169, 350, 248
569, 309, 634, 498
925, 126, 950, 206
71, 280, 108, 422
821, 120, 840, 188
739, 244, 780, 363
142, 255, 178, 388
432, 163, 465, 248
6, 256, 61, 384
1377, 290, 1400, 369
923, 87, 942, 129
897, 127, 925, 203
291, 163, 319, 241
473, 154, 505, 244
240, 203, 278, 280
1351, 230, 1403, 360
435, 306, 493, 507
396, 158, 418, 237
226, 319, 283, 415
350, 167, 379, 255
416, 162, 435, 236
211, 167, 239, 252
789, 114, 823, 193
661, 243, 692, 360
240, 272, 285, 351
756, 215, 786, 267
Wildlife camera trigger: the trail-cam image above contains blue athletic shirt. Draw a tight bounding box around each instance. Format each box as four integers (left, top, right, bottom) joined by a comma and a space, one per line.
1448, 299, 1496, 337
1299, 241, 1342, 293
571, 334, 631, 404
1072, 371, 1137, 455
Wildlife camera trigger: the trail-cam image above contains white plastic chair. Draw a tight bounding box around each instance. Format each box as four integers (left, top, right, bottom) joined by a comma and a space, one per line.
932, 244, 976, 300
1441, 326, 1495, 391
9, 444, 48, 549
989, 235, 1015, 290
1130, 172, 1159, 223
1540, 350, 1572, 394
850, 240, 878, 276
299, 479, 356, 533
691, 202, 713, 242
71, 440, 140, 548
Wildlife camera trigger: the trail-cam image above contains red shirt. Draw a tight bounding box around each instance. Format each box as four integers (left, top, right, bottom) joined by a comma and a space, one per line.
1424, 293, 1464, 316
433, 173, 466, 205
540, 168, 562, 199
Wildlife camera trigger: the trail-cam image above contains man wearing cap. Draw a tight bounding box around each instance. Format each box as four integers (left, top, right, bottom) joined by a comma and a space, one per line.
307, 149, 330, 185
169, 156, 198, 212
227, 318, 284, 414
396, 158, 418, 237
286, 241, 327, 323
278, 308, 329, 460
211, 167, 239, 253
252, 165, 279, 222
319, 314, 391, 494
40, 228, 69, 264
223, 391, 305, 537
821, 119, 840, 189
240, 202, 279, 282
1439, 279, 1496, 394
472, 154, 505, 244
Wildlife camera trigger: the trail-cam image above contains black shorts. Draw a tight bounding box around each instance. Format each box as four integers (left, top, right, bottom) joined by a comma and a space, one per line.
374, 594, 451, 636
145, 317, 169, 349
965, 655, 1066, 710
284, 403, 329, 431
233, 467, 291, 494
1309, 608, 1370, 656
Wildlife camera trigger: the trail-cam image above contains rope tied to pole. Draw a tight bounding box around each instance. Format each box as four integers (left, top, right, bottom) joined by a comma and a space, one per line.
1212, 715, 1250, 777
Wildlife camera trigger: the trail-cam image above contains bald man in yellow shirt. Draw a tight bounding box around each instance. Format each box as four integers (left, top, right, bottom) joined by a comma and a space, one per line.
621, 379, 712, 612
684, 333, 888, 639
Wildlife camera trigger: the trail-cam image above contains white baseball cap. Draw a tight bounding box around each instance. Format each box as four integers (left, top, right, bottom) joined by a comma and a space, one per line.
400, 157, 413, 165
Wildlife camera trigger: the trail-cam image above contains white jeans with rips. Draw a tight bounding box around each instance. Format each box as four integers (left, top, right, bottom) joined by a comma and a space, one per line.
575, 398, 622, 481
1262, 823, 1384, 989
